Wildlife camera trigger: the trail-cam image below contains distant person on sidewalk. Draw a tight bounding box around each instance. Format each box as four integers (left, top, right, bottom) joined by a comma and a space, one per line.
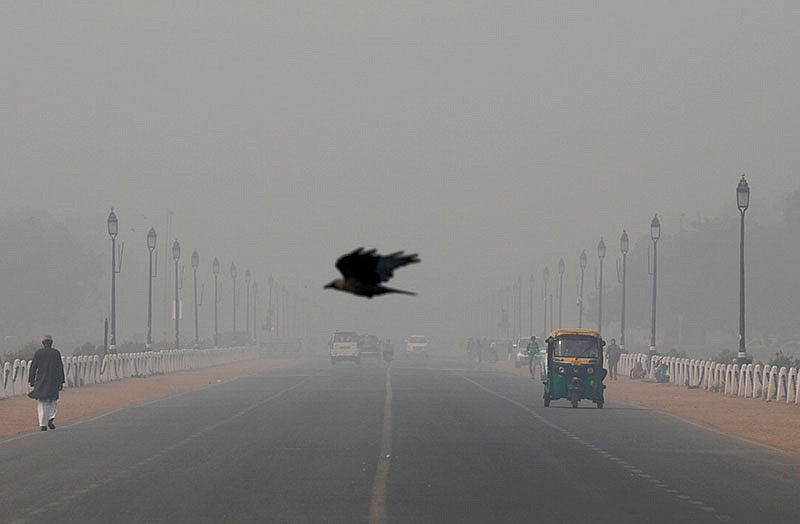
28, 335, 65, 431
526, 336, 540, 376
630, 360, 645, 380
655, 361, 670, 383
606, 338, 621, 380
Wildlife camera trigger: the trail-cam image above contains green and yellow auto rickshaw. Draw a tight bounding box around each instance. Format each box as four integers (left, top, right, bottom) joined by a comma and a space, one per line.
542, 329, 606, 408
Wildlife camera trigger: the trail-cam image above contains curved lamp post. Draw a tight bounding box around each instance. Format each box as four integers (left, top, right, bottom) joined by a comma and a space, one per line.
107, 209, 118, 351
212, 257, 220, 347
619, 230, 629, 351
578, 250, 587, 327
597, 237, 606, 335
737, 175, 751, 365
191, 249, 199, 348
558, 258, 565, 329
230, 263, 238, 346
649, 214, 661, 365
146, 227, 157, 349
172, 239, 181, 349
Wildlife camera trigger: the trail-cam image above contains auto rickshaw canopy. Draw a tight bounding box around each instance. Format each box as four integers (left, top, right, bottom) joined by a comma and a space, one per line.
547, 329, 604, 360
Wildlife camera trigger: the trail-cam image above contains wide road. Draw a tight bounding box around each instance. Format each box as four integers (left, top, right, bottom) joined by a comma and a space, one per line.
1, 354, 799, 523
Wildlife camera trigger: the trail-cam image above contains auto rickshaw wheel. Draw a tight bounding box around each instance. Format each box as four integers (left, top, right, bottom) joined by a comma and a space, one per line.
543, 393, 550, 407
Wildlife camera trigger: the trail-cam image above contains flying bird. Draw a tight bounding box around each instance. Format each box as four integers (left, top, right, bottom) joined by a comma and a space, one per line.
325, 248, 420, 298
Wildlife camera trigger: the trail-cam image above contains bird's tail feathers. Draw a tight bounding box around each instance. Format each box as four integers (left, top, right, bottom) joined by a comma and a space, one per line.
380, 285, 416, 296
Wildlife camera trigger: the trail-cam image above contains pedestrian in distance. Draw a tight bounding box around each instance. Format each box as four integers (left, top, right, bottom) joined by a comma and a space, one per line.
28, 335, 65, 431
526, 336, 540, 377
630, 360, 645, 380
606, 338, 622, 380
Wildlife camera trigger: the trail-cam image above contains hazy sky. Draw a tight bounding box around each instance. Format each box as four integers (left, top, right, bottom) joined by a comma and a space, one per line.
3, 2, 800, 342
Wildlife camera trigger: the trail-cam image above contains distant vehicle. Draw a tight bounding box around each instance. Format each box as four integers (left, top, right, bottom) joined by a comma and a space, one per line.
358, 334, 381, 360
513, 337, 531, 368
406, 335, 429, 355
542, 329, 607, 408
486, 339, 510, 361
329, 331, 360, 364
381, 339, 395, 362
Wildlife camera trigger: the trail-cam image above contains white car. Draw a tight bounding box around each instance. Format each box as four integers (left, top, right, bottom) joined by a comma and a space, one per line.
513, 337, 531, 368
329, 331, 361, 364
406, 335, 429, 355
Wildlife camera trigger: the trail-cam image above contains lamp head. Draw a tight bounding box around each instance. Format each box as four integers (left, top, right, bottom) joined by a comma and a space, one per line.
651, 214, 661, 242
107, 208, 118, 238
230, 263, 237, 279
579, 249, 587, 269
172, 239, 180, 261
558, 258, 565, 275
620, 230, 629, 254
147, 227, 156, 251
212, 257, 220, 275
191, 249, 199, 269
737, 174, 750, 212
597, 237, 606, 260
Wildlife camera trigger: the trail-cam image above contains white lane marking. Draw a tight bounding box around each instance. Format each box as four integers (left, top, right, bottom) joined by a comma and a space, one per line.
369, 365, 393, 524
10, 372, 320, 519
458, 374, 734, 521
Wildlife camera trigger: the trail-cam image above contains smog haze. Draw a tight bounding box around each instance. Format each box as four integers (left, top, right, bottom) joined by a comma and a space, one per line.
2, 2, 800, 357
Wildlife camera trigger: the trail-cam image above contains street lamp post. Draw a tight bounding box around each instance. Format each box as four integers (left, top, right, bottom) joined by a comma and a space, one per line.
107, 209, 119, 352
191, 249, 199, 348
244, 269, 251, 343
578, 250, 587, 327
212, 257, 220, 347
268, 276, 274, 336
528, 275, 534, 335
542, 267, 550, 335
558, 258, 565, 329
619, 230, 629, 351
597, 238, 606, 335
253, 280, 258, 345
737, 175, 751, 365
146, 227, 157, 349
172, 240, 181, 349
649, 214, 661, 367
513, 278, 521, 337
230, 263, 237, 345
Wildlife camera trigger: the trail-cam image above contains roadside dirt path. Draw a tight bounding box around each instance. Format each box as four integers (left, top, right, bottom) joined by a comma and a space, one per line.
500, 360, 800, 455
0, 357, 301, 438
6, 356, 799, 456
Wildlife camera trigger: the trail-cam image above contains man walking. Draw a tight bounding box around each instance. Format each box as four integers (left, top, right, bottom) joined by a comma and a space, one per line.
606, 338, 621, 380
28, 335, 65, 431
526, 336, 540, 377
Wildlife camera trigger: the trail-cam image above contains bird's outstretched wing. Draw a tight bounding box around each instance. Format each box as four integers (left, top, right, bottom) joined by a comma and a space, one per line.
335, 248, 419, 284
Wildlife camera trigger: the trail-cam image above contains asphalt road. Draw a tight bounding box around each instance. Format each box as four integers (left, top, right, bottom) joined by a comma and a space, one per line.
2, 354, 799, 523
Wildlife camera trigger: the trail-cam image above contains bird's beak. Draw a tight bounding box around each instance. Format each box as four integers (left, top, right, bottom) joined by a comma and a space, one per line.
324, 281, 335, 289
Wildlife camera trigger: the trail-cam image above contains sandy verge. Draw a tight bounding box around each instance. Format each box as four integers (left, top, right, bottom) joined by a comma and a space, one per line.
6, 356, 800, 455
0, 357, 301, 438
496, 360, 800, 455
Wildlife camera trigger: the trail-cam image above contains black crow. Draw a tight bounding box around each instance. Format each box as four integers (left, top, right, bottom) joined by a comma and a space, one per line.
325, 248, 420, 298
